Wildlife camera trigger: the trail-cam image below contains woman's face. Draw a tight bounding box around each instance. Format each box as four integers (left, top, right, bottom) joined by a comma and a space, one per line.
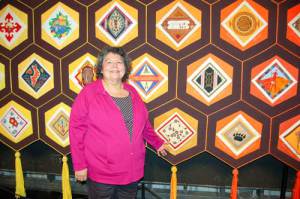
102, 52, 126, 82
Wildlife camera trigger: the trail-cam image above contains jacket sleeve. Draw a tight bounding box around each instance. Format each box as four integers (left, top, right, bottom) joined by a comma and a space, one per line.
69, 89, 88, 171
143, 119, 164, 150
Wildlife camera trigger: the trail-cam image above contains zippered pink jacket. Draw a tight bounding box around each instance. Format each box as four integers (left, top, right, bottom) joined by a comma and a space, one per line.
69, 79, 164, 185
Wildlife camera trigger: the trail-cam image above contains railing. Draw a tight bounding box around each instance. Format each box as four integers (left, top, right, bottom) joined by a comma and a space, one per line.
0, 169, 291, 199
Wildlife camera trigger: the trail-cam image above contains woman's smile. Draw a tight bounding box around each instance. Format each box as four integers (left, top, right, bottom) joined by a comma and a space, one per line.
102, 52, 126, 81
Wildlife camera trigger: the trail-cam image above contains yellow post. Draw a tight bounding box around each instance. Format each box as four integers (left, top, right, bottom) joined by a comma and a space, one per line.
15, 151, 26, 198
170, 166, 177, 199
62, 156, 72, 199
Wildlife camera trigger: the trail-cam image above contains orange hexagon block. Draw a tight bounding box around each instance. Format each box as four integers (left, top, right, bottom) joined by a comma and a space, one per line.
250, 56, 298, 106
286, 4, 300, 47
277, 114, 300, 161
220, 0, 268, 51
215, 111, 263, 159
186, 53, 233, 106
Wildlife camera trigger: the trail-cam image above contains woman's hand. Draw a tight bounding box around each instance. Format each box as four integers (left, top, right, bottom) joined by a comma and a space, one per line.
75, 168, 87, 182
157, 143, 169, 157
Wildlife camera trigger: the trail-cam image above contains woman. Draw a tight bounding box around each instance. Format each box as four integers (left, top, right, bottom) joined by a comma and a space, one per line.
69, 46, 168, 199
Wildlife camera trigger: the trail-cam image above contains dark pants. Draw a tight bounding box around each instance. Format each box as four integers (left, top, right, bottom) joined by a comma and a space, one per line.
88, 179, 138, 199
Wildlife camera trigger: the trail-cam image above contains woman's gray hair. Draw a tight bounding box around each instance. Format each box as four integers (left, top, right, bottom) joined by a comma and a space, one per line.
96, 46, 131, 82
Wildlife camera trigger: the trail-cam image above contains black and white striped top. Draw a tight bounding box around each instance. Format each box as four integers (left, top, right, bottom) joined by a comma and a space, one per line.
111, 95, 133, 141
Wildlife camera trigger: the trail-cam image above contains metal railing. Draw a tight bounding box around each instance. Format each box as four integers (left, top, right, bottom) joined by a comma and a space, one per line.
0, 169, 291, 199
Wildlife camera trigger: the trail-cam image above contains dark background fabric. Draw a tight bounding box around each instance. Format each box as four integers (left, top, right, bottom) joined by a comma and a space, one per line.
0, 0, 299, 190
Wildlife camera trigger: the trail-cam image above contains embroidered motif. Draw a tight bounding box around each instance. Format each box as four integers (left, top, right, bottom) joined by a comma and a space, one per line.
156, 113, 195, 150
0, 107, 28, 137
0, 13, 22, 42
49, 11, 71, 39
280, 120, 300, 160
188, 57, 232, 102
232, 12, 256, 36
130, 57, 167, 100
252, 59, 297, 103
161, 7, 196, 44
217, 114, 261, 156
47, 108, 70, 143
50, 112, 69, 137
21, 60, 50, 92
221, 1, 267, 47
75, 62, 95, 87
99, 5, 132, 40
288, 13, 300, 38
157, 2, 200, 47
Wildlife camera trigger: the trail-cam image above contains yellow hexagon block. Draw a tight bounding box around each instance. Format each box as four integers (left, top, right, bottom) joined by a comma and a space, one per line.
129, 53, 168, 103
41, 2, 79, 50
0, 62, 5, 91
0, 5, 28, 50
154, 108, 198, 156
69, 53, 97, 94
18, 53, 54, 99
156, 0, 202, 51
0, 100, 33, 143
44, 102, 71, 147
95, 0, 138, 46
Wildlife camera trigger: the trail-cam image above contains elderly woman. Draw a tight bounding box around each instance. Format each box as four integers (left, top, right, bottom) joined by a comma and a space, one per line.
69, 46, 167, 199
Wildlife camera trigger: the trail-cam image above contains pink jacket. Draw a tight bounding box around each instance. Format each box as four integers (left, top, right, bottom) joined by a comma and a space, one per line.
69, 79, 164, 185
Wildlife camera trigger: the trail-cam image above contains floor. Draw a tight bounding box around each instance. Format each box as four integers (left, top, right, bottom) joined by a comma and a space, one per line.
0, 185, 290, 199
